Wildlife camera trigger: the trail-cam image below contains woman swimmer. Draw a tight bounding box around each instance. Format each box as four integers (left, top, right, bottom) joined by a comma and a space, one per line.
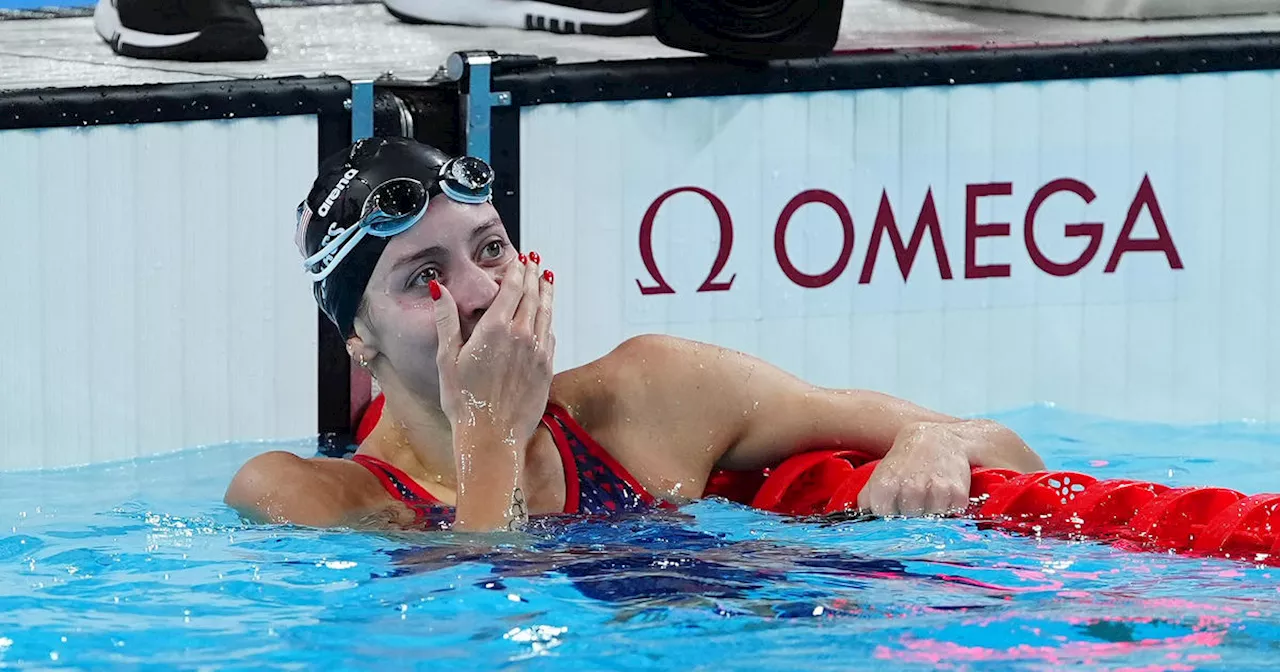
224, 137, 1046, 533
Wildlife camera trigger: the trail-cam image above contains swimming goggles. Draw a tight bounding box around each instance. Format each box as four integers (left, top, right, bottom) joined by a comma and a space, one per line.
301, 155, 495, 282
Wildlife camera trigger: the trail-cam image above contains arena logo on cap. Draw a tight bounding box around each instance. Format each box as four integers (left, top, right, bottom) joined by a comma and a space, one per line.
318, 168, 360, 218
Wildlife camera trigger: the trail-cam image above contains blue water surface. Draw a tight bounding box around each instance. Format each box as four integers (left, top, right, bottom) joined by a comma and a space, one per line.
0, 405, 1278, 671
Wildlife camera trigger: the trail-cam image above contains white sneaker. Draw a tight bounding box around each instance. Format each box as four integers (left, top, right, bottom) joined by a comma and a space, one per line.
381, 0, 653, 36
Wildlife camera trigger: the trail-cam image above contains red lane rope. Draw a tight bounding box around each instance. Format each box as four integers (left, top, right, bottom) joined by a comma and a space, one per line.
749, 448, 1279, 566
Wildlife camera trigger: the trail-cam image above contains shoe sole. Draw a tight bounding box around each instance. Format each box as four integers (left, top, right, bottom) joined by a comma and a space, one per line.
94, 0, 268, 61
381, 0, 652, 36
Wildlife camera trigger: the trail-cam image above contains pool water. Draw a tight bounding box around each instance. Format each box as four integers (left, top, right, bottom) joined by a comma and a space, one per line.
1, 405, 1279, 671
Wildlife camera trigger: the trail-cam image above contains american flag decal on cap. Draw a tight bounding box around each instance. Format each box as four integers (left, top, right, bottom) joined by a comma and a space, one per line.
294, 201, 313, 258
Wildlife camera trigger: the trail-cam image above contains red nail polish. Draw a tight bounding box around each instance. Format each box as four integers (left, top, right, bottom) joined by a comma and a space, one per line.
519, 253, 527, 264
529, 251, 541, 264
429, 279, 441, 301
542, 269, 554, 284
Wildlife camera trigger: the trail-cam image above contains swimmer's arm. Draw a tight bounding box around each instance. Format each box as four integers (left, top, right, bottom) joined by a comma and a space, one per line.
600, 335, 1044, 477
223, 451, 368, 528
730, 384, 1044, 474
451, 425, 529, 533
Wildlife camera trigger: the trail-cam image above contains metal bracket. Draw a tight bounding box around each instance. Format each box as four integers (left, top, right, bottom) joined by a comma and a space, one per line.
349, 79, 375, 142
446, 51, 513, 162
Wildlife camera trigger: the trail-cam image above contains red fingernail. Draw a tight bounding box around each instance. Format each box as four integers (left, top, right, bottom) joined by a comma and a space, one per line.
429, 279, 441, 301
519, 253, 527, 264
529, 251, 541, 264
542, 269, 554, 284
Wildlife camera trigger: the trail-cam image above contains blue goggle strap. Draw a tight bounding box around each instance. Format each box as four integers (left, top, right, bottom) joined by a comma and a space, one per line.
303, 223, 369, 282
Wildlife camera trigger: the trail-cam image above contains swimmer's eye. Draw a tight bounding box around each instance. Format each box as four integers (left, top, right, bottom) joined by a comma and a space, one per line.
409, 266, 440, 288
480, 239, 506, 260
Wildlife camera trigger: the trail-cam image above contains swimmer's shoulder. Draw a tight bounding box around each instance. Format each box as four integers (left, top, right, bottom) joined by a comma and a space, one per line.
552, 333, 705, 402
548, 333, 708, 436
224, 451, 391, 528
548, 334, 656, 421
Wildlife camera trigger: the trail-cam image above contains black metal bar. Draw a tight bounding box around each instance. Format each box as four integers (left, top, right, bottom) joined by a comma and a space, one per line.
493, 32, 1280, 107
314, 90, 357, 451
490, 104, 522, 250
0, 76, 351, 130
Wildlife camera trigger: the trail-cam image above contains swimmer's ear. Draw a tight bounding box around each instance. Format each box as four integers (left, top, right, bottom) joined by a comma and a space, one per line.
349, 299, 385, 370
346, 333, 380, 372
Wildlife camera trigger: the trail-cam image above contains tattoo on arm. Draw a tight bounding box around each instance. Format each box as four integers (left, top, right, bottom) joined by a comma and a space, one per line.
354, 506, 410, 531
506, 487, 528, 531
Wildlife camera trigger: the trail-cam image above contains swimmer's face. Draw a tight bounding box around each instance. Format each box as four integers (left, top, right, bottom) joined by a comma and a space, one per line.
351, 194, 516, 396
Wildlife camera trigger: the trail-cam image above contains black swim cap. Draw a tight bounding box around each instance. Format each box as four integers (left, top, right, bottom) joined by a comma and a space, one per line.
295, 137, 456, 337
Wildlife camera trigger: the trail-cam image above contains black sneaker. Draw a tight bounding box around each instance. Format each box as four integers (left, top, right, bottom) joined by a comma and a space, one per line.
382, 0, 653, 36
93, 0, 268, 61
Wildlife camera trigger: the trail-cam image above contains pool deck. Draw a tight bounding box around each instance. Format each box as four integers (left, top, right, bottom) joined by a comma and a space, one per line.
4, 0, 1280, 92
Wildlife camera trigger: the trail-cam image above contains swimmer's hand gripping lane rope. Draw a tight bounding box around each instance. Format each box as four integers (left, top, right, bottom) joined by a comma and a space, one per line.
354, 396, 1278, 564
746, 449, 1280, 566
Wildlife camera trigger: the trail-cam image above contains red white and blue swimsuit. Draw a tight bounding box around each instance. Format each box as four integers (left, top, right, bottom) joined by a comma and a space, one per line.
351, 403, 663, 527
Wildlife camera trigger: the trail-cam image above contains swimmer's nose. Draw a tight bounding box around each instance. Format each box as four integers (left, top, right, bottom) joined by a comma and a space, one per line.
452, 263, 501, 341
460, 309, 484, 343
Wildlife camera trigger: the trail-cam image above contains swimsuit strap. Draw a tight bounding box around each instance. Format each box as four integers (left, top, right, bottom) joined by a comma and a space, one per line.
351, 453, 451, 525
542, 402, 668, 514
